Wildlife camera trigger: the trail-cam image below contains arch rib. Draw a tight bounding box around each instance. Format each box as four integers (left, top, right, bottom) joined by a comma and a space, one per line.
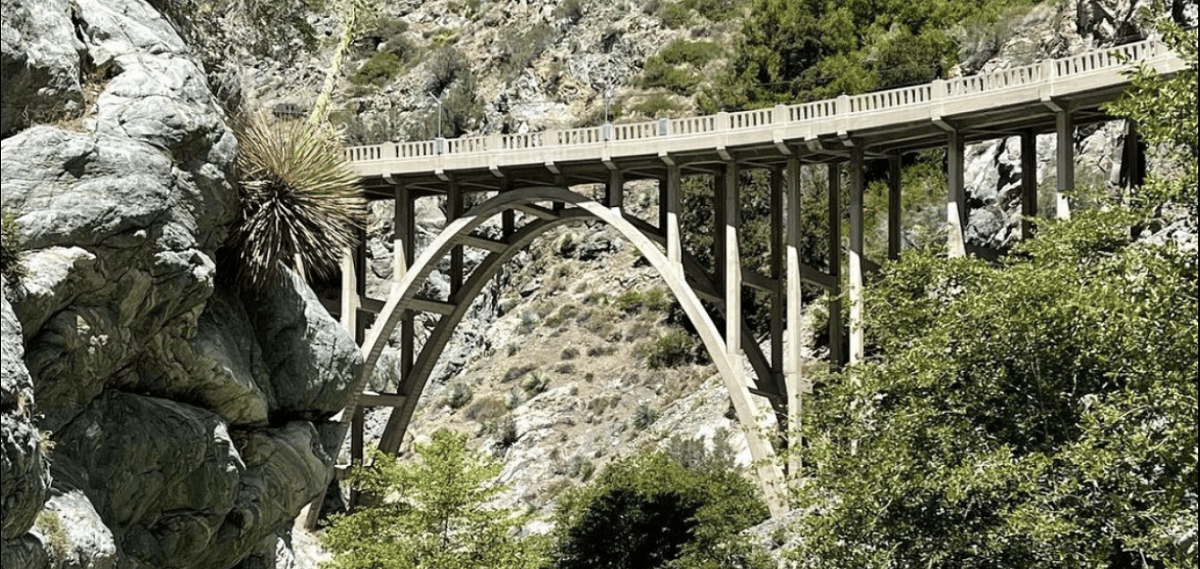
356, 187, 788, 516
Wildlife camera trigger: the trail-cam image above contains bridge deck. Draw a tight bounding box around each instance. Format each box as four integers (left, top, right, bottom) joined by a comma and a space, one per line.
345, 38, 1183, 198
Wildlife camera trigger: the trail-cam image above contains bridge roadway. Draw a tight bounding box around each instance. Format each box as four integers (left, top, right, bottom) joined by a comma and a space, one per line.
311, 38, 1184, 521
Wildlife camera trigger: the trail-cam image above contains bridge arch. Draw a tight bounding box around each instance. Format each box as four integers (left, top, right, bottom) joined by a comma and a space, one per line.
357, 186, 787, 513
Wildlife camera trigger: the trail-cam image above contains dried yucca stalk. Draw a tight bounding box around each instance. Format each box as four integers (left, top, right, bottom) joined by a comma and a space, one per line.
226, 114, 365, 292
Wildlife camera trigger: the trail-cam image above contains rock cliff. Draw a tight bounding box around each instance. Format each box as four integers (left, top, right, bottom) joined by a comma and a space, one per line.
0, 0, 361, 568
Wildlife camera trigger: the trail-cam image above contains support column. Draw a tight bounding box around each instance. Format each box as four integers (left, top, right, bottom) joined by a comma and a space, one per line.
827, 163, 844, 368
947, 128, 967, 258
448, 179, 464, 296
658, 176, 669, 233
769, 167, 785, 379
606, 169, 624, 212
1056, 109, 1074, 220
1021, 130, 1038, 240
666, 164, 683, 270
724, 162, 742, 354
1120, 121, 1145, 190
348, 405, 364, 507
713, 169, 728, 287
887, 155, 902, 260
395, 184, 416, 386
784, 156, 804, 477
355, 225, 368, 343
339, 248, 357, 335
848, 147, 865, 367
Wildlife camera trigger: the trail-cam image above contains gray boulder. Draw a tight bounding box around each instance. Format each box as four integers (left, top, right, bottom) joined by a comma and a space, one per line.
0, 0, 85, 137
1, 289, 50, 542
51, 391, 331, 569
247, 269, 363, 419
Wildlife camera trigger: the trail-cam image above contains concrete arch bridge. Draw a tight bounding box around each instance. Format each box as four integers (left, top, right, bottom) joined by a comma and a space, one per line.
312, 38, 1183, 519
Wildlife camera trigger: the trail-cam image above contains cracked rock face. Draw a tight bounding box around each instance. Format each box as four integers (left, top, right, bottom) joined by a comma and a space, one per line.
0, 0, 360, 567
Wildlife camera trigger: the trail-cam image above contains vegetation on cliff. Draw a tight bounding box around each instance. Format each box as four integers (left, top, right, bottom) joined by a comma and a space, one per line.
703, 0, 1041, 110
1, 206, 23, 284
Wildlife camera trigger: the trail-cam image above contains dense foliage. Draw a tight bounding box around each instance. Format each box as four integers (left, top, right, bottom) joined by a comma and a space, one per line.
788, 21, 1199, 568
323, 430, 547, 569
706, 0, 1037, 110
551, 449, 772, 569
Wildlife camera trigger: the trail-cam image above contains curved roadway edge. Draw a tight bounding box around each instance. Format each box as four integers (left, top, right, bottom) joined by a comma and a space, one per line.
353, 187, 789, 516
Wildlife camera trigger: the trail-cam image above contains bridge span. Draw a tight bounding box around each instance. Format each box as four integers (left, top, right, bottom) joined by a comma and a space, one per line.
315, 38, 1184, 519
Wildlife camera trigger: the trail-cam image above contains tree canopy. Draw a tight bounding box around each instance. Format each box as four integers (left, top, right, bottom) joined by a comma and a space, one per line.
705, 0, 1037, 110
322, 430, 547, 569
787, 20, 1199, 568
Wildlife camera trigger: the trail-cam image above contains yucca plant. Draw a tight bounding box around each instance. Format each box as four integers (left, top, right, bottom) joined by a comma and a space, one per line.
226, 115, 365, 292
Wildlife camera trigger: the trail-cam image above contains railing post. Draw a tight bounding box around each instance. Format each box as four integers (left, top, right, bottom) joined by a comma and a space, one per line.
774, 104, 789, 126
435, 137, 446, 155
658, 118, 670, 136
716, 111, 730, 131
836, 94, 851, 138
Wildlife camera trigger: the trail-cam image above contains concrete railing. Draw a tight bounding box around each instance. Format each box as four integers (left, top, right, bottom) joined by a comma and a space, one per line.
344, 38, 1178, 166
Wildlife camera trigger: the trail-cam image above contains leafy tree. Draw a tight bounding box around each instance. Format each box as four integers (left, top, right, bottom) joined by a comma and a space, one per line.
787, 20, 1198, 568
1107, 19, 1198, 210
322, 430, 547, 569
551, 450, 772, 569
706, 0, 1037, 110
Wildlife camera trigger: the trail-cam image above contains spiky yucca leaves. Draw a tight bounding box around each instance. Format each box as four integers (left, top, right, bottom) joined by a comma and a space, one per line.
227, 114, 366, 292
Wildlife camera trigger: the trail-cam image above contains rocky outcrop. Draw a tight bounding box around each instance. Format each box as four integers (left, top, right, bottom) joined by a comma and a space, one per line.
0, 0, 85, 137
1, 289, 52, 568
0, 0, 360, 567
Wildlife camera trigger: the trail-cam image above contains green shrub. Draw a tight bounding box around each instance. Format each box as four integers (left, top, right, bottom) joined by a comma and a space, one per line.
500, 23, 555, 78
426, 46, 469, 95
546, 303, 580, 327
656, 0, 692, 27
614, 287, 672, 313
658, 39, 720, 67
503, 364, 537, 383
641, 328, 700, 369
520, 371, 549, 395
632, 403, 658, 430
551, 450, 772, 569
641, 39, 722, 93
568, 455, 596, 481
1, 206, 25, 284
35, 511, 70, 562
630, 92, 684, 117
350, 51, 403, 86
357, 15, 414, 59
561, 346, 580, 360
443, 382, 473, 409
465, 396, 507, 422
325, 431, 546, 568
790, 208, 1199, 567
586, 345, 616, 357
